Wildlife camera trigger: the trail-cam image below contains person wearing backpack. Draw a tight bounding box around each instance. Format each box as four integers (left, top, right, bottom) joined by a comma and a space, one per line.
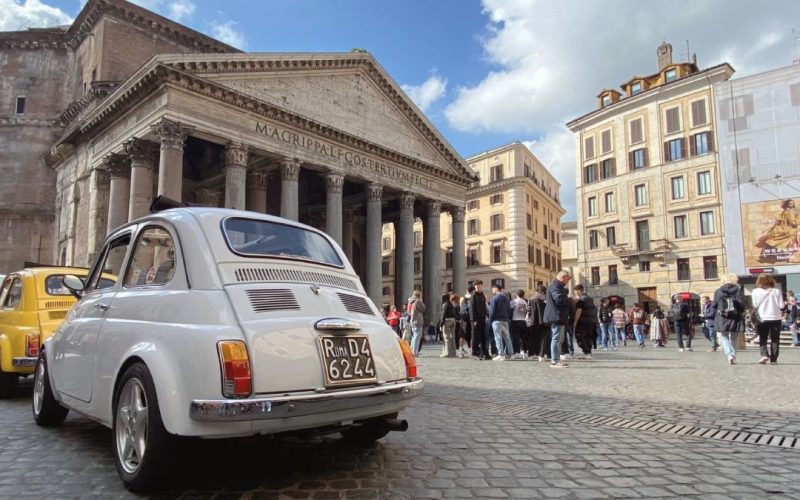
439, 293, 457, 358
702, 296, 719, 352
752, 273, 786, 364
712, 273, 745, 365
672, 297, 692, 352
458, 287, 473, 358
628, 303, 647, 348
510, 290, 530, 359
527, 284, 548, 361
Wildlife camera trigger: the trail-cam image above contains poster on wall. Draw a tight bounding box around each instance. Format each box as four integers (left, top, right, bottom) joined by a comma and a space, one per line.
744, 198, 800, 267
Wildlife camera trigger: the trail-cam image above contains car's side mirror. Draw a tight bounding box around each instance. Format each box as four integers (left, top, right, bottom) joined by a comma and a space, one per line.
62, 275, 85, 299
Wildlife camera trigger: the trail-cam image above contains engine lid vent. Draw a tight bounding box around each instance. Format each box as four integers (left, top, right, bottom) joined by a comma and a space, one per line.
246, 289, 301, 313
337, 292, 375, 316
234, 268, 358, 291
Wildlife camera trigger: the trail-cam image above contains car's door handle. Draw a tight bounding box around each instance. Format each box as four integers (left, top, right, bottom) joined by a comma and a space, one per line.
95, 303, 110, 311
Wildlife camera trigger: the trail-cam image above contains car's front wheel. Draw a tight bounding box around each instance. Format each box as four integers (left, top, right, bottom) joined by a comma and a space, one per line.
32, 355, 68, 426
112, 363, 175, 492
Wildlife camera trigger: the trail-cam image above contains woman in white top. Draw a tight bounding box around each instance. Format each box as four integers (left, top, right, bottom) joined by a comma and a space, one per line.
751, 273, 786, 364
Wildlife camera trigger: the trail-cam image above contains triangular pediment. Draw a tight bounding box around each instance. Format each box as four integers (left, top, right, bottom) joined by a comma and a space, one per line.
158, 53, 474, 182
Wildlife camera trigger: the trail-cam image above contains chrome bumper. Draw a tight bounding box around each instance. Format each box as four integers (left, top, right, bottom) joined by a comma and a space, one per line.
190, 378, 424, 422
12, 357, 36, 368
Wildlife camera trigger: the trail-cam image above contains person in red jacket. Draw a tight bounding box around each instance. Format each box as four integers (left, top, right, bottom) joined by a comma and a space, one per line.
386, 305, 401, 337
628, 303, 646, 348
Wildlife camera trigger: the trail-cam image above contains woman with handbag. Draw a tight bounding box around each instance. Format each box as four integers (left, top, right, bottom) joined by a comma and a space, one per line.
751, 273, 786, 364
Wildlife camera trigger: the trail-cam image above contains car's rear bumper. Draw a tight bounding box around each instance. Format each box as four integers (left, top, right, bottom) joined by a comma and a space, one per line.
12, 357, 37, 368
189, 378, 423, 422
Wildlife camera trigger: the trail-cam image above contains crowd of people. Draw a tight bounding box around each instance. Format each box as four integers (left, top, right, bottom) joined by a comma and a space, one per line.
382, 271, 796, 368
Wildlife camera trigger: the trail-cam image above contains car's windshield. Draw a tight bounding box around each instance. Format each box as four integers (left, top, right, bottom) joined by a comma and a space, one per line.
45, 274, 115, 296
223, 218, 343, 267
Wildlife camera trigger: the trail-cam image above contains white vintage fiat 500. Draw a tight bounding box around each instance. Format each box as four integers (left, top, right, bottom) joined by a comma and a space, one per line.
32, 205, 422, 491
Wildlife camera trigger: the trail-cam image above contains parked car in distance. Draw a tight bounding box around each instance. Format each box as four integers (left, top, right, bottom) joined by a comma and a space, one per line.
0, 267, 115, 397
34, 206, 422, 492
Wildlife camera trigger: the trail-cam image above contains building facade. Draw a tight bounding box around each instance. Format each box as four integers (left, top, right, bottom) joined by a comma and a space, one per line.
0, 0, 477, 327
379, 142, 564, 307
567, 43, 734, 311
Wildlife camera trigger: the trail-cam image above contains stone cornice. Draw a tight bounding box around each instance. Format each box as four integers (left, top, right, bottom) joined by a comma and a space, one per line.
468, 177, 566, 215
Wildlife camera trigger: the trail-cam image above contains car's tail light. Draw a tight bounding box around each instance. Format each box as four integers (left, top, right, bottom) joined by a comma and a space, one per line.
26, 332, 40, 357
217, 340, 252, 398
398, 339, 417, 379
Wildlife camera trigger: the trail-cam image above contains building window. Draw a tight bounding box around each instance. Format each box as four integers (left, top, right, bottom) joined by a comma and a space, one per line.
490, 193, 503, 205
490, 214, 503, 232
491, 278, 505, 289
634, 184, 648, 206
491, 241, 503, 264
551, 229, 556, 243
665, 138, 685, 162
413, 253, 421, 274
588, 196, 598, 216
629, 148, 647, 170
609, 265, 618, 284
445, 248, 453, 269
690, 132, 713, 156
588, 230, 599, 250
602, 94, 611, 107
15, 96, 25, 115
467, 219, 478, 236
467, 247, 479, 266
665, 107, 681, 134
535, 249, 542, 266
691, 99, 707, 126
629, 118, 643, 144
533, 200, 539, 210
591, 267, 600, 286
601, 129, 612, 154
600, 158, 616, 179
382, 258, 390, 276
700, 211, 715, 235
491, 165, 504, 182
583, 163, 598, 184
670, 176, 686, 200
528, 244, 534, 263
639, 261, 650, 272
544, 253, 551, 269
604, 192, 615, 212
665, 68, 677, 83
631, 82, 642, 95
414, 230, 422, 246
584, 136, 595, 159
703, 256, 718, 280
697, 171, 712, 195
382, 237, 391, 251
606, 226, 616, 246
382, 286, 391, 296
677, 258, 690, 281
526, 213, 532, 230
636, 220, 650, 252
674, 215, 688, 238
543, 224, 548, 238
467, 199, 480, 211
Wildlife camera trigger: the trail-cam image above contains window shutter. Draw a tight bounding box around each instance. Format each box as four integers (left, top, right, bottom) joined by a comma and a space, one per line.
663, 141, 669, 162
601, 130, 611, 153
642, 148, 648, 167
585, 137, 595, 159
628, 151, 634, 170
666, 108, 679, 133
791, 83, 800, 107
630, 118, 643, 144
610, 158, 616, 176
679, 138, 686, 158
691, 100, 706, 126
707, 133, 715, 153
689, 135, 696, 156
743, 94, 754, 114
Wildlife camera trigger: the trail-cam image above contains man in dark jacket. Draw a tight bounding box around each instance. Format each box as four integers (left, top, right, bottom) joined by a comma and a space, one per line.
469, 280, 489, 360
489, 283, 513, 360
702, 296, 718, 352
572, 284, 598, 359
713, 273, 745, 364
672, 297, 692, 352
544, 270, 572, 367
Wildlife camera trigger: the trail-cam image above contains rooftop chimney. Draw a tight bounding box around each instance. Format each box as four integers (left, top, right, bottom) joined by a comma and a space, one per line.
657, 42, 673, 70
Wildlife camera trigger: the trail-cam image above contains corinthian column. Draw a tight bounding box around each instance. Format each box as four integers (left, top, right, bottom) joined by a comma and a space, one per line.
450, 206, 466, 297
325, 172, 344, 245
365, 183, 383, 306
423, 200, 442, 326
395, 192, 415, 309
152, 119, 193, 201
86, 164, 110, 264
105, 154, 131, 235
224, 142, 250, 210
246, 170, 268, 213
124, 138, 158, 221
280, 158, 301, 221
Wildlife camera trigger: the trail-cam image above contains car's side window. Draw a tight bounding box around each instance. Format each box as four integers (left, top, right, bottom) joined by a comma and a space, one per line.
3, 278, 22, 310
0, 278, 12, 306
86, 235, 131, 292
124, 227, 176, 288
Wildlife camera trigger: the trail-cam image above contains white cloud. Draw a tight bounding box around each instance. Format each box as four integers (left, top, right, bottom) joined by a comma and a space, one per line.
523, 127, 576, 217
0, 0, 72, 31
209, 19, 245, 49
446, 0, 800, 219
127, 0, 196, 23
401, 75, 448, 113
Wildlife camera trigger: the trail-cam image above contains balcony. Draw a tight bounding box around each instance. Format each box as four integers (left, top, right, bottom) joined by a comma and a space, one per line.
610, 239, 672, 268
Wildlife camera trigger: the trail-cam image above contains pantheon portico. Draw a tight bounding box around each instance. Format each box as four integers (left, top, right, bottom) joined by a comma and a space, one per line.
45, 52, 476, 323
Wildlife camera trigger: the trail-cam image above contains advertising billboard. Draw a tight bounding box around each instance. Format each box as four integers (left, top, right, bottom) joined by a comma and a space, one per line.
741, 198, 800, 267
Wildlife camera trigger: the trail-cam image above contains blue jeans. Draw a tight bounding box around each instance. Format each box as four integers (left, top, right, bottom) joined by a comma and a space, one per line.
411, 324, 424, 354
719, 331, 738, 358
633, 324, 644, 345
484, 320, 496, 355
614, 326, 625, 347
703, 322, 718, 348
598, 322, 610, 348
793, 330, 800, 347
492, 321, 513, 357
564, 325, 575, 355
550, 324, 566, 362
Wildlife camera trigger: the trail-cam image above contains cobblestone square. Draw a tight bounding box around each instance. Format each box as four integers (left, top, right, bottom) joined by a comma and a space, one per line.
1, 345, 799, 499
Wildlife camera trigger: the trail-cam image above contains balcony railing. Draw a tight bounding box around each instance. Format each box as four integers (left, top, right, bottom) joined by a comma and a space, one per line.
610, 239, 672, 267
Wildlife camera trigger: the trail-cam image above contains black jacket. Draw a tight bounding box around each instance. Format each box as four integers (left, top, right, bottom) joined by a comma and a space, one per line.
470, 290, 488, 321
713, 284, 745, 333
543, 279, 570, 325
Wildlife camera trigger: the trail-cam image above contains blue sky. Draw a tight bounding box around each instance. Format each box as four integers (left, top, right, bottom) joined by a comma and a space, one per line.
5, 0, 800, 220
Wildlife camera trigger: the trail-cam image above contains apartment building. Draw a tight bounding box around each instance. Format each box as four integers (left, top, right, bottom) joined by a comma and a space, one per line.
566, 42, 734, 311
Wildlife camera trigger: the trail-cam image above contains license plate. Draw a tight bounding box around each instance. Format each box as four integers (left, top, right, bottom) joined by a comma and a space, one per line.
317, 335, 377, 387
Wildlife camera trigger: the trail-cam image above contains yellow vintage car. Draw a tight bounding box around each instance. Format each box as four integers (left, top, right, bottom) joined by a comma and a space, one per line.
0, 266, 115, 396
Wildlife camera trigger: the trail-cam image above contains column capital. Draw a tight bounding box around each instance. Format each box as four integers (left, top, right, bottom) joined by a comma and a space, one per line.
246, 169, 268, 190
366, 183, 383, 202
280, 158, 301, 181
450, 205, 466, 223
343, 206, 357, 218
399, 192, 415, 211
102, 153, 131, 179
324, 172, 345, 194
225, 141, 250, 168
426, 200, 442, 216
90, 164, 110, 186
151, 119, 193, 151
123, 138, 158, 166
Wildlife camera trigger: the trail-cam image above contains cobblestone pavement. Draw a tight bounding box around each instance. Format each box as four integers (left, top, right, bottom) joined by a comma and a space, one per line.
0, 344, 799, 499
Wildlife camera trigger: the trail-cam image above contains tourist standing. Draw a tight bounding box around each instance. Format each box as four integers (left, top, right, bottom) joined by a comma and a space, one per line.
713, 273, 745, 365
611, 303, 626, 350
470, 280, 489, 360
628, 303, 646, 348
510, 290, 529, 359
527, 285, 549, 362
597, 298, 612, 350
407, 290, 426, 356
672, 297, 692, 352
440, 293, 457, 358
458, 288, 473, 357
572, 284, 597, 360
489, 283, 513, 360
544, 270, 572, 368
752, 273, 785, 364
649, 305, 668, 347
702, 296, 718, 352
387, 305, 401, 337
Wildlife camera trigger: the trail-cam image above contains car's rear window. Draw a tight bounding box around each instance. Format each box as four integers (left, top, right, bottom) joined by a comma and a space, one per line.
223, 218, 343, 267
45, 274, 115, 295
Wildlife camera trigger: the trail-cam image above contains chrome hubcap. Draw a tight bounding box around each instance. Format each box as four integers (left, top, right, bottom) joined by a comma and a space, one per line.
115, 379, 148, 474
33, 360, 44, 416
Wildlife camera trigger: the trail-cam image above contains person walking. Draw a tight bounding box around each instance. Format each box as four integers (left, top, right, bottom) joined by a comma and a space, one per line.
489, 283, 513, 360
611, 303, 626, 350
387, 305, 401, 337
597, 298, 612, 350
572, 284, 597, 360
469, 280, 490, 360
527, 285, 549, 362
439, 293, 457, 357
458, 290, 473, 357
510, 290, 529, 359
672, 297, 692, 352
752, 273, 785, 364
407, 290, 426, 356
702, 296, 718, 352
628, 303, 647, 348
544, 270, 572, 368
713, 273, 745, 365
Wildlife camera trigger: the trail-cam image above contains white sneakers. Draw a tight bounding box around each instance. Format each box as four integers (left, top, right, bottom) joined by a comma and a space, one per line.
493, 355, 506, 361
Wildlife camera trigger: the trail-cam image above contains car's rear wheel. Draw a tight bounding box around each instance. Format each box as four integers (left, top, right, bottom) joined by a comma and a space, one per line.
32, 355, 68, 426
340, 412, 397, 445
0, 367, 19, 399
112, 363, 174, 492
